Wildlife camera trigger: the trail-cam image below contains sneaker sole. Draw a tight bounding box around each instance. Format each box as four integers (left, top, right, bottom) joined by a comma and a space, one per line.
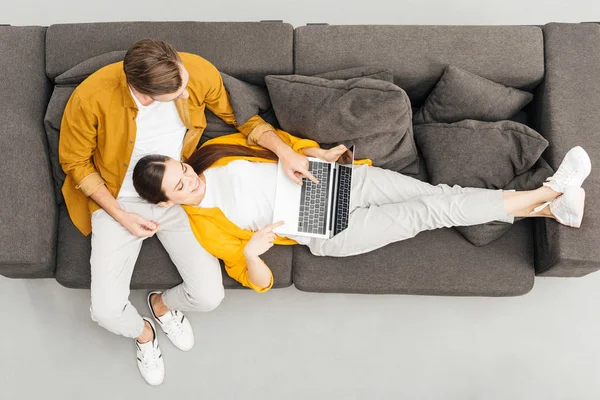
555, 187, 585, 228
569, 146, 592, 187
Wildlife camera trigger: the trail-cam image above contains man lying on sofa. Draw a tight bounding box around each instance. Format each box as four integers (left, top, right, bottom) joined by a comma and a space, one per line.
59, 38, 317, 386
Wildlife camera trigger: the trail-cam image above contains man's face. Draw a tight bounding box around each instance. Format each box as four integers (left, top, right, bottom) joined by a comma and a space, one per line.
152, 63, 190, 102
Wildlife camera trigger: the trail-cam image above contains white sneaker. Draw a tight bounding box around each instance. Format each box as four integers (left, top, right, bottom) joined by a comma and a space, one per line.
543, 146, 591, 193
148, 291, 195, 351
532, 186, 586, 228
136, 318, 165, 386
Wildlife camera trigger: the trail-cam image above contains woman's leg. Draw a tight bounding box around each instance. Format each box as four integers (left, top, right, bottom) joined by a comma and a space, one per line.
308, 186, 561, 257
351, 165, 487, 209
502, 186, 560, 219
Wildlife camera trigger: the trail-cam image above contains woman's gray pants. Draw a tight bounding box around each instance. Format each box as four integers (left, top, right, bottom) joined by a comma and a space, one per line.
308, 165, 514, 257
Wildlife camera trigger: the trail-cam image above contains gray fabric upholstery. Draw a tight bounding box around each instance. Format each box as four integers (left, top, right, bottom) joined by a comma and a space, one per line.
44, 85, 75, 204
55, 206, 293, 289
314, 65, 394, 82
46, 22, 294, 86
455, 157, 553, 246
0, 26, 57, 279
414, 120, 548, 189
532, 23, 600, 277
266, 74, 418, 173
293, 219, 535, 296
55, 50, 126, 85
294, 25, 544, 106
221, 73, 272, 126
413, 65, 533, 125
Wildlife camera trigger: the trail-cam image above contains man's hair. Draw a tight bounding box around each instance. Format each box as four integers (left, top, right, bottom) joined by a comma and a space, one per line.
123, 38, 183, 96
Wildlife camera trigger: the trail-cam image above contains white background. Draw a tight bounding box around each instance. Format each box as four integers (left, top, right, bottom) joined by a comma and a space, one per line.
2, 1, 600, 399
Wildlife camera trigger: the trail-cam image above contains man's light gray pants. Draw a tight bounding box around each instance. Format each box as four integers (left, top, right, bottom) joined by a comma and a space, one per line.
90, 198, 224, 339
308, 165, 514, 257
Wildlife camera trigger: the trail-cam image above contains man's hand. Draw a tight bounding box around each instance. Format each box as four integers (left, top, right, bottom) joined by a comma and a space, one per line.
317, 144, 348, 163
279, 147, 319, 186
115, 211, 160, 238
244, 221, 285, 258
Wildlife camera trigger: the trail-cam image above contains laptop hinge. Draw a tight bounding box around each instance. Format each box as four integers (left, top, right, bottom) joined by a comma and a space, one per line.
328, 163, 339, 237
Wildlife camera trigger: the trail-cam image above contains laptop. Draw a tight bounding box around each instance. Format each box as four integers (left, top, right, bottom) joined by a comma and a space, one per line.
273, 145, 355, 239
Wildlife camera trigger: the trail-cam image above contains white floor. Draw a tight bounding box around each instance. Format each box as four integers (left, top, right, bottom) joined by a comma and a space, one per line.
3, 0, 600, 399
2, 273, 600, 399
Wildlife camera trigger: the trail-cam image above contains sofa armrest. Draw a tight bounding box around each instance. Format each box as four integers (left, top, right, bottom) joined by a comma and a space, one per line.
532, 23, 600, 277
0, 26, 57, 278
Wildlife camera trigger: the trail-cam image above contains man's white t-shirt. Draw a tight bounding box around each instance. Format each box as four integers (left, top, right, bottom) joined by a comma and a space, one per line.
200, 160, 310, 245
117, 88, 187, 198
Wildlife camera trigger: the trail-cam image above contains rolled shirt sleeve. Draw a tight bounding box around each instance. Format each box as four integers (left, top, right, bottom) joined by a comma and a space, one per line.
59, 92, 106, 196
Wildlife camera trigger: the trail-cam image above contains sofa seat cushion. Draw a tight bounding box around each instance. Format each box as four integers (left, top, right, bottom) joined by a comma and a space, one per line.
55, 205, 293, 289
293, 219, 535, 296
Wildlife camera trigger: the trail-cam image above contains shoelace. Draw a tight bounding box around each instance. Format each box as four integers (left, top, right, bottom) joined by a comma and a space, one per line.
139, 342, 161, 368
546, 169, 578, 189
531, 201, 552, 215
162, 311, 184, 338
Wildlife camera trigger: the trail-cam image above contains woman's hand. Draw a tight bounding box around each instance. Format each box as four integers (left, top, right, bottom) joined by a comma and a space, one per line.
244, 221, 285, 258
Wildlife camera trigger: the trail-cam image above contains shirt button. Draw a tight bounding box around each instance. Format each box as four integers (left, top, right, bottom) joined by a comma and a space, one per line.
123, 163, 127, 167
129, 141, 133, 144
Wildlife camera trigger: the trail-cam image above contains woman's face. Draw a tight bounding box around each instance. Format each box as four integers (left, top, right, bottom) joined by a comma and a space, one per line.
160, 158, 206, 206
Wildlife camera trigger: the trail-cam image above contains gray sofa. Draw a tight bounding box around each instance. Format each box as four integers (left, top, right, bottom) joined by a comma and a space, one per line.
1, 21, 599, 296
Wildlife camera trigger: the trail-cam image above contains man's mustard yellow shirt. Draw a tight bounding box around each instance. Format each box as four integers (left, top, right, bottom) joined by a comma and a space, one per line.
59, 52, 274, 235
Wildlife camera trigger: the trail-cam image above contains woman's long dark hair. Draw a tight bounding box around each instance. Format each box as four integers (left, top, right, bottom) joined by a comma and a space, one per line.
133, 144, 278, 204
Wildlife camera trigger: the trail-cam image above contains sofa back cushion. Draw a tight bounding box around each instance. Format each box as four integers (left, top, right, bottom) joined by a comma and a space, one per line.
46, 22, 294, 86
45, 22, 294, 204
294, 25, 544, 107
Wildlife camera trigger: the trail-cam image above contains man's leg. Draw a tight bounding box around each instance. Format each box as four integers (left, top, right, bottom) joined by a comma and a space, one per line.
155, 204, 224, 313
90, 200, 166, 385
90, 206, 145, 338
308, 189, 512, 257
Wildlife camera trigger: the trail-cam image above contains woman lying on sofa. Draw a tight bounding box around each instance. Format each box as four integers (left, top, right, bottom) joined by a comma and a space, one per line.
132, 130, 591, 293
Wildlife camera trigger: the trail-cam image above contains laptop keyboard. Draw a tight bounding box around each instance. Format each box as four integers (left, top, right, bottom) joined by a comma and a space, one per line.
298, 161, 331, 235
334, 165, 352, 235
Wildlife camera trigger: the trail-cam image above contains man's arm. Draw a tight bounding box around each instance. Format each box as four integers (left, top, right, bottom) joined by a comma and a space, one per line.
59, 93, 106, 196
198, 60, 317, 184
59, 93, 158, 237
90, 185, 159, 237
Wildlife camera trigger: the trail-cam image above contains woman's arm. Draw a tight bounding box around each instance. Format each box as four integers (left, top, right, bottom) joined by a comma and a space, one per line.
244, 255, 272, 289
243, 221, 285, 290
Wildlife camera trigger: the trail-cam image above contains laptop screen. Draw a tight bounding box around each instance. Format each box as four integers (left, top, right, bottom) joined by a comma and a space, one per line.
337, 145, 355, 166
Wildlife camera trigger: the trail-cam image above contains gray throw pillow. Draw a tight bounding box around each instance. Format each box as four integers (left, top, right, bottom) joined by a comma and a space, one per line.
55, 50, 127, 85
414, 120, 548, 189
265, 74, 418, 173
45, 86, 76, 204
413, 65, 534, 125
414, 119, 550, 246
203, 73, 278, 139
